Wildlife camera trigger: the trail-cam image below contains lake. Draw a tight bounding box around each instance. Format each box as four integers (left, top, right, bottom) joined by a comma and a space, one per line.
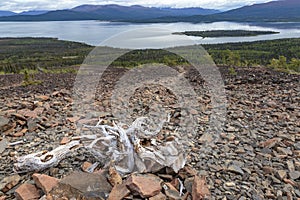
0, 21, 300, 48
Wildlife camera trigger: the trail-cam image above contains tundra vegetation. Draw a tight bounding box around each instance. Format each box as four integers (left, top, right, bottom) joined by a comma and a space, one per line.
0, 37, 299, 74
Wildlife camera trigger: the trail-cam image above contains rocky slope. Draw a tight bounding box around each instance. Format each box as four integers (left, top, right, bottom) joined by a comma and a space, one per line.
0, 66, 299, 199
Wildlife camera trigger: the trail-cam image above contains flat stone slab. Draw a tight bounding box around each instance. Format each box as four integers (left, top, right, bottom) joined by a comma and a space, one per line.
49, 171, 112, 199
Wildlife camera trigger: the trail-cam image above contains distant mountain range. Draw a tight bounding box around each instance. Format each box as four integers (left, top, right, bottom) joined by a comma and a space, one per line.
194, 0, 300, 22
0, 0, 299, 22
0, 10, 49, 17
0, 4, 219, 21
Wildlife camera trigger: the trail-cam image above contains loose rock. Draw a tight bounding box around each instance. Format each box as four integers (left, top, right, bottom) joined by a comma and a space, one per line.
192, 176, 210, 200
126, 174, 163, 198
49, 171, 112, 199
0, 174, 21, 193
108, 183, 130, 200
15, 183, 40, 200
32, 173, 58, 194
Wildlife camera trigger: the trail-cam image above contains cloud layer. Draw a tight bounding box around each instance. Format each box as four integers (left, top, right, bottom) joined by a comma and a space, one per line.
0, 0, 274, 12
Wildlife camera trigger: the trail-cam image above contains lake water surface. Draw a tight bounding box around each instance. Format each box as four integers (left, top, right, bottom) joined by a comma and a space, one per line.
0, 21, 299, 48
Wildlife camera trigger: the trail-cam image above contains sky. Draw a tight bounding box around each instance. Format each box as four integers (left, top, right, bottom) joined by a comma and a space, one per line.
0, 0, 276, 13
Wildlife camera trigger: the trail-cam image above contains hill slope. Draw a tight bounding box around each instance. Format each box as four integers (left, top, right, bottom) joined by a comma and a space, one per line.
127, 0, 300, 23
213, 0, 300, 22
0, 10, 16, 17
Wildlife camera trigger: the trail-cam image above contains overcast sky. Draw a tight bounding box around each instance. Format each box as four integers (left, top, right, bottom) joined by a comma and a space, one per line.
1, 0, 275, 13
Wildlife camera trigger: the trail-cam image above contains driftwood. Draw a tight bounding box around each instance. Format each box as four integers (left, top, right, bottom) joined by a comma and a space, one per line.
14, 117, 186, 175
14, 140, 81, 173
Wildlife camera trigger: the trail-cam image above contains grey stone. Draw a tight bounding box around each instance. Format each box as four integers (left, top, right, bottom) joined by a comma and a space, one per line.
0, 116, 9, 124
286, 160, 295, 172
0, 116, 10, 131
27, 119, 39, 132
275, 170, 287, 180
49, 171, 112, 199
228, 165, 244, 175
0, 174, 21, 193
165, 189, 181, 200
289, 171, 300, 180
226, 126, 236, 132
0, 138, 8, 154
184, 177, 194, 194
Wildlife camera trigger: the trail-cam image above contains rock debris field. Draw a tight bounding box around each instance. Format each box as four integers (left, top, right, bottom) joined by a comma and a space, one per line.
0, 66, 299, 199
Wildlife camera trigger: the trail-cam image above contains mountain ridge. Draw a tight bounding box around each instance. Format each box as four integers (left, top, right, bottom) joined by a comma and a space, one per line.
0, 4, 220, 21
0, 1, 299, 22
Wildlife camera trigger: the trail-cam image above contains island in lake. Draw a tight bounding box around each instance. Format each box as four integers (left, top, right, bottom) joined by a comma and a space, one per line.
173, 30, 280, 38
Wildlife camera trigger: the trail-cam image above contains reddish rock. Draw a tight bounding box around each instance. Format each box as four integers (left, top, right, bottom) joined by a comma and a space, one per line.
259, 138, 281, 148
215, 179, 222, 185
15, 183, 40, 200
3, 123, 16, 135
0, 196, 7, 200
192, 176, 211, 200
16, 120, 26, 126
170, 178, 179, 190
183, 166, 198, 177
108, 183, 130, 200
24, 110, 38, 119
81, 161, 92, 172
11, 113, 26, 121
13, 128, 27, 137
179, 166, 198, 180
32, 173, 59, 194
108, 166, 122, 186
126, 174, 162, 198
149, 192, 167, 200
66, 116, 80, 123
60, 137, 70, 145
33, 107, 44, 115
283, 178, 296, 186
33, 101, 43, 107
35, 95, 50, 101
51, 91, 60, 96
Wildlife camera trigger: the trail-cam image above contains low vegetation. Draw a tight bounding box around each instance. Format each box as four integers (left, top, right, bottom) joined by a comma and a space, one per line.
21, 69, 42, 86
0, 37, 299, 75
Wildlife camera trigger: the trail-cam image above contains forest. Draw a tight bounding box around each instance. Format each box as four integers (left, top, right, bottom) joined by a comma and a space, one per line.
202, 38, 300, 72
0, 37, 299, 74
0, 37, 92, 74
